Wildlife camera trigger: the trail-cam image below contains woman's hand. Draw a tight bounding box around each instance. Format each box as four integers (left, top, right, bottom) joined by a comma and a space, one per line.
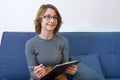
34, 64, 46, 79
65, 64, 78, 75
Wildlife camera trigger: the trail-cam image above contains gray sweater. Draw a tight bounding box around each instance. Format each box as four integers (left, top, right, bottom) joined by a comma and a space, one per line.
25, 34, 104, 80
25, 34, 69, 79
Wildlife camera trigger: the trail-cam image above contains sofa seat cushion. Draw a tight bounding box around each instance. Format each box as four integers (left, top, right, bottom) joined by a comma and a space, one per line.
0, 57, 5, 80
105, 78, 120, 80
100, 54, 120, 78
71, 54, 105, 79
0, 56, 30, 80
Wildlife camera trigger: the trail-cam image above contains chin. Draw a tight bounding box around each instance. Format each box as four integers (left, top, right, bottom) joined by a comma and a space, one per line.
48, 27, 56, 30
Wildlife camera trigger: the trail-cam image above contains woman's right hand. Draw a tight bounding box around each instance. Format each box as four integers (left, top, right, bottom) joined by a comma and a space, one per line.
34, 64, 46, 79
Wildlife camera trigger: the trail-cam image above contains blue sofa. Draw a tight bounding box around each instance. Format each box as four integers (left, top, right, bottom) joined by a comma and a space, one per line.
0, 32, 120, 80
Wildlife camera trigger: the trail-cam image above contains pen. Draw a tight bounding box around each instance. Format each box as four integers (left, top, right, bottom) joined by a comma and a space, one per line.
28, 66, 36, 69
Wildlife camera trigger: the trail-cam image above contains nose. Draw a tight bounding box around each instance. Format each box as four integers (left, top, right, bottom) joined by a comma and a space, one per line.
50, 17, 55, 22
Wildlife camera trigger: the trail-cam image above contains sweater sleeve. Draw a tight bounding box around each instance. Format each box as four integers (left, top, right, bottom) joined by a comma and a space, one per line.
25, 40, 39, 80
61, 37, 69, 63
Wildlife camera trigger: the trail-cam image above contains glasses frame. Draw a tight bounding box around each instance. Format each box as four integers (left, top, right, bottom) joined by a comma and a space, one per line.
41, 15, 59, 21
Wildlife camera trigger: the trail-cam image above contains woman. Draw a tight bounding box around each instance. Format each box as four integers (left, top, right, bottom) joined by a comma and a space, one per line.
25, 4, 77, 80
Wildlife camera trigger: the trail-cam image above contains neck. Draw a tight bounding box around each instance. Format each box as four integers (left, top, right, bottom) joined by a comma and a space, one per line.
39, 32, 54, 40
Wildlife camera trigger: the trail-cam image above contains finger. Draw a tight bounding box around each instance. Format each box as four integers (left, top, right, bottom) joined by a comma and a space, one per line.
34, 64, 45, 72
65, 66, 77, 75
67, 64, 77, 70
35, 66, 45, 74
38, 70, 46, 78
65, 69, 75, 75
36, 68, 46, 78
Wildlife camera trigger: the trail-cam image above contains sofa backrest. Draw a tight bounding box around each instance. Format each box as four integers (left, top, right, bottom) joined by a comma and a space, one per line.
0, 32, 36, 80
60, 32, 120, 78
0, 32, 120, 79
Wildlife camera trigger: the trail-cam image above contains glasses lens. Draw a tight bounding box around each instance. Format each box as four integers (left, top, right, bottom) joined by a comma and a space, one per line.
53, 16, 58, 20
42, 15, 58, 20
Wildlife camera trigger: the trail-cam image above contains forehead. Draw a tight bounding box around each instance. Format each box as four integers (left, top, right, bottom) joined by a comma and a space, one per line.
44, 8, 57, 16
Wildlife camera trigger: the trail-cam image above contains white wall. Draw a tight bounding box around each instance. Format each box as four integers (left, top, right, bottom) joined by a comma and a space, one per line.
1, 0, 120, 43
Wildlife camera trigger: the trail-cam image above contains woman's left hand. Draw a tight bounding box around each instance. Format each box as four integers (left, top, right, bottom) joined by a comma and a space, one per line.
65, 64, 78, 75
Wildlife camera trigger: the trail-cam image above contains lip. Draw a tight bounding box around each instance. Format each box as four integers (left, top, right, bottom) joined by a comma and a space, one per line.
48, 23, 56, 26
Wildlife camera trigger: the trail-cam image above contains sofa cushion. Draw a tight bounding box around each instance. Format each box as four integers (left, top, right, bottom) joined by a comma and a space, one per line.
100, 54, 120, 78
105, 78, 120, 80
71, 54, 104, 79
0, 56, 30, 80
0, 57, 5, 80
60, 32, 86, 55
0, 32, 36, 56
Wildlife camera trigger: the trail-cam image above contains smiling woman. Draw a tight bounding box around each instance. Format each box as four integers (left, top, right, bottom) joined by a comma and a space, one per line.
25, 4, 103, 80
25, 4, 70, 80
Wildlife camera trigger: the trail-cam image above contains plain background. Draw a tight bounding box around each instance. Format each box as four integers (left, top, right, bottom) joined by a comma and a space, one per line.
0, 0, 120, 43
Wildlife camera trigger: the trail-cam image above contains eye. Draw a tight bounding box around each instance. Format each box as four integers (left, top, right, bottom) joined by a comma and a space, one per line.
42, 15, 51, 19
53, 16, 59, 20
44, 15, 51, 19
42, 15, 59, 21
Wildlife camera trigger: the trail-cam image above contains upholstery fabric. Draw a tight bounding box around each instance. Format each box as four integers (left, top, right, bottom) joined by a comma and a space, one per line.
71, 55, 104, 79
105, 78, 120, 80
0, 56, 30, 80
99, 55, 120, 78
1, 32, 120, 80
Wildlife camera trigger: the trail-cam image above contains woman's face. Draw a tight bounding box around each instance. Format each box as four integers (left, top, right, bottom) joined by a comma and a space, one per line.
41, 8, 58, 32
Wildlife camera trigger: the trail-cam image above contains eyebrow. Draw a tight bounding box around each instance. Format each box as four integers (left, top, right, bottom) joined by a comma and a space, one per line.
43, 14, 57, 16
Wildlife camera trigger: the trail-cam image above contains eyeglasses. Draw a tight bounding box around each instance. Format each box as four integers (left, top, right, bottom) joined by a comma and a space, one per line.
42, 15, 59, 21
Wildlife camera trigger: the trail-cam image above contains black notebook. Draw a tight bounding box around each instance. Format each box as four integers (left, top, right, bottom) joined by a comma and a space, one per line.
41, 60, 80, 80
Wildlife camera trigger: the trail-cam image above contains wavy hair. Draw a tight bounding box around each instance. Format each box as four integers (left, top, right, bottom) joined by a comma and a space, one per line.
34, 4, 62, 34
